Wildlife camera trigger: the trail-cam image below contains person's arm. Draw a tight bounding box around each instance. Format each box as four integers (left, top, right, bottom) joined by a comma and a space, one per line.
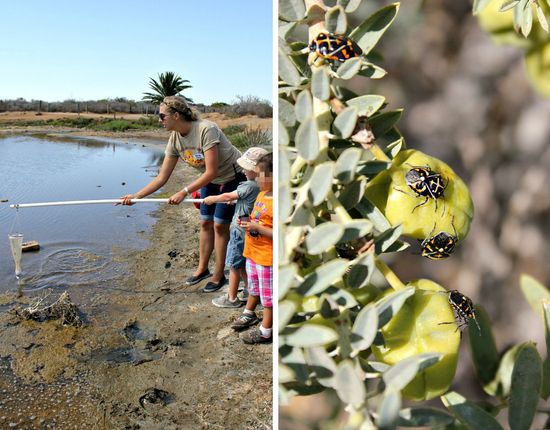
203, 190, 239, 205
119, 155, 178, 205
168, 146, 219, 204
240, 221, 273, 238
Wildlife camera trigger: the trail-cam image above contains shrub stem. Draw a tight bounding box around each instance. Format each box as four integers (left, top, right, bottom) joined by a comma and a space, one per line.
375, 258, 406, 290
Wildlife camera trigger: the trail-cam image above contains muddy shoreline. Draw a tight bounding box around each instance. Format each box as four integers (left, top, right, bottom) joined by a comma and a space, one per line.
0, 132, 272, 429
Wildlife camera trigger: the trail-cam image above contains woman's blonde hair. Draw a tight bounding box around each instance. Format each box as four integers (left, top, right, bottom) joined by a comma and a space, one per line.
161, 95, 200, 121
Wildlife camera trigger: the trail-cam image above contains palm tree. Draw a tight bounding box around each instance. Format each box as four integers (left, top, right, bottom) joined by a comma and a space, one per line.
142, 72, 193, 105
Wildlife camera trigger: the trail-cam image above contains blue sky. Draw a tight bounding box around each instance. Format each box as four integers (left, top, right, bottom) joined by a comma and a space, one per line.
0, 1, 273, 105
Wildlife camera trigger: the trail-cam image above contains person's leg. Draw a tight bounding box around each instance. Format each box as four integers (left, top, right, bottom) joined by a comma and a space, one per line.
195, 219, 214, 276
227, 268, 240, 301
242, 264, 272, 343
231, 259, 260, 331
212, 222, 230, 283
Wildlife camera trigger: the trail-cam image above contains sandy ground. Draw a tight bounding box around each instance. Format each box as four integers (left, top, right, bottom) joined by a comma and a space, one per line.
0, 126, 273, 429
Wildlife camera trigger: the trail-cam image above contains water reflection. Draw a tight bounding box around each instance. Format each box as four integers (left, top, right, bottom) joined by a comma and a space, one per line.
0, 134, 165, 294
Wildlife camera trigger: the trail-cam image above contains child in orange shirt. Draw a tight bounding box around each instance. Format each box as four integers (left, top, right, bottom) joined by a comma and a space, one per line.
231, 153, 273, 344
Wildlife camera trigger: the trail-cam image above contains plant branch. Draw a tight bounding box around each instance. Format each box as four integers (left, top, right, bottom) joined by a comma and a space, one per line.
375, 257, 406, 290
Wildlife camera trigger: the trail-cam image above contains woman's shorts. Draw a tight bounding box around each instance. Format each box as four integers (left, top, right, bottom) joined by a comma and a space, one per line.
199, 174, 243, 224
225, 227, 246, 269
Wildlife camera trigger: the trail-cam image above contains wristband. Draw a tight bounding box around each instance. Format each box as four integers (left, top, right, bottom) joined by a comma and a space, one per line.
183, 186, 189, 193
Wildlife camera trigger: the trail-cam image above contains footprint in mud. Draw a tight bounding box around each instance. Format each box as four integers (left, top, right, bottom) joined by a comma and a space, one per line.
139, 388, 174, 411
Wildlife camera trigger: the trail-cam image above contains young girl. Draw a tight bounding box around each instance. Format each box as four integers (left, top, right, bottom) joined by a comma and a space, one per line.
231, 153, 273, 344
203, 147, 268, 304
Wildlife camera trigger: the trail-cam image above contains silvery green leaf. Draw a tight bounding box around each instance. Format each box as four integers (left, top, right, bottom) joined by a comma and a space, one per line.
358, 63, 387, 79
520, 274, 550, 320
468, 305, 499, 394
351, 304, 378, 356
290, 205, 315, 226
307, 162, 334, 205
357, 161, 391, 176
280, 0, 306, 21
279, 147, 291, 183
326, 5, 347, 34
374, 225, 403, 254
347, 95, 386, 117
279, 300, 297, 331
535, 3, 549, 32
334, 106, 359, 139
279, 183, 293, 222
334, 147, 362, 183
338, 179, 365, 209
285, 324, 339, 347
499, 0, 520, 11
320, 294, 340, 318
279, 98, 297, 127
282, 226, 306, 265
279, 363, 295, 384
279, 263, 298, 298
521, 4, 533, 37
279, 47, 302, 87
305, 3, 326, 25
442, 391, 504, 430
280, 345, 310, 383
349, 3, 399, 55
339, 219, 373, 243
311, 67, 330, 101
306, 222, 345, 255
398, 408, 454, 427
325, 287, 359, 309
295, 90, 313, 122
336, 57, 363, 79
305, 347, 337, 388
376, 286, 415, 328
369, 110, 403, 137
543, 301, 550, 399
338, 0, 363, 13
386, 137, 404, 159
335, 359, 367, 407
472, 0, 493, 14
355, 198, 392, 231
298, 259, 350, 295
279, 120, 289, 147
513, 0, 528, 32
347, 252, 375, 288
383, 353, 442, 391
295, 118, 320, 161
376, 390, 401, 430
279, 22, 297, 41
509, 343, 542, 430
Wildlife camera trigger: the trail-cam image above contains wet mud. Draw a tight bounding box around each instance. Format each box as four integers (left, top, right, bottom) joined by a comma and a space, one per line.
0, 163, 272, 429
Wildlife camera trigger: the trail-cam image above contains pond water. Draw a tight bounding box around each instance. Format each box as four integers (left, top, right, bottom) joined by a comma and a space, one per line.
0, 134, 165, 294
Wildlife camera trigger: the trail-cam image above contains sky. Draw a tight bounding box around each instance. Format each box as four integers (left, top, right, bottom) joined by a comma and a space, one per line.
0, 0, 273, 105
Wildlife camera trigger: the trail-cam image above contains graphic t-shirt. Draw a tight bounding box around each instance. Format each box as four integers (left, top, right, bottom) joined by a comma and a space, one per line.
243, 191, 273, 266
164, 119, 242, 184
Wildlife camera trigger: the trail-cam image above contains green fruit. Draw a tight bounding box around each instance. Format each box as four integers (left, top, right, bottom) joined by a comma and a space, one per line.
371, 279, 460, 401
364, 149, 474, 241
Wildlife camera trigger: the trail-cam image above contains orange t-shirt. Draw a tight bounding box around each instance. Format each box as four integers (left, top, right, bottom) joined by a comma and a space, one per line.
243, 191, 273, 266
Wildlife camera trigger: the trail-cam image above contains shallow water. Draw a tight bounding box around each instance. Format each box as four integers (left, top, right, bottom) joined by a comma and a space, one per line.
0, 134, 164, 294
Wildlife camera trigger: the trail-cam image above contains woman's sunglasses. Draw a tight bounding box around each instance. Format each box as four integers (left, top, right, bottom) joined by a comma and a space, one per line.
159, 113, 169, 120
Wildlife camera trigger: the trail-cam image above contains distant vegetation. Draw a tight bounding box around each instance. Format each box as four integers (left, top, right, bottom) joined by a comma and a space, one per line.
0, 95, 272, 118
142, 71, 194, 105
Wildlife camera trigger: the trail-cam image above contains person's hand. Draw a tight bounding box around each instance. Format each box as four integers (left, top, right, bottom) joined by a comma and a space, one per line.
241, 220, 259, 232
118, 194, 137, 205
168, 190, 187, 205
203, 196, 217, 205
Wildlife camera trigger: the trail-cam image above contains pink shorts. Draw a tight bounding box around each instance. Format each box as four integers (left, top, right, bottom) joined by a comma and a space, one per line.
246, 258, 273, 308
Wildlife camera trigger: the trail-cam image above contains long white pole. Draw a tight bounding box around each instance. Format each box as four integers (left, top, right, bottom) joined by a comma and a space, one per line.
9, 198, 203, 209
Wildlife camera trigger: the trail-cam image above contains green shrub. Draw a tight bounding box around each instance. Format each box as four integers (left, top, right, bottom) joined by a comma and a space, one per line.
279, 1, 550, 429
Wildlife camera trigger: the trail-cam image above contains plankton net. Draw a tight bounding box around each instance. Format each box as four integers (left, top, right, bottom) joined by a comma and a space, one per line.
8, 208, 23, 278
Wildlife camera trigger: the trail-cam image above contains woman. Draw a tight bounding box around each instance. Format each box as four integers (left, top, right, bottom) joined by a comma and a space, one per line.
121, 95, 244, 293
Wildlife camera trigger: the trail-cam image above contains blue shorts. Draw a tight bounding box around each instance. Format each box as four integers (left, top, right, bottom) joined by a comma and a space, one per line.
225, 227, 246, 269
199, 174, 243, 224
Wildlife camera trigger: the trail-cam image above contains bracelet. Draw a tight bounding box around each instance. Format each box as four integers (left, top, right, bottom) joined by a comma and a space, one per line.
183, 186, 189, 193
